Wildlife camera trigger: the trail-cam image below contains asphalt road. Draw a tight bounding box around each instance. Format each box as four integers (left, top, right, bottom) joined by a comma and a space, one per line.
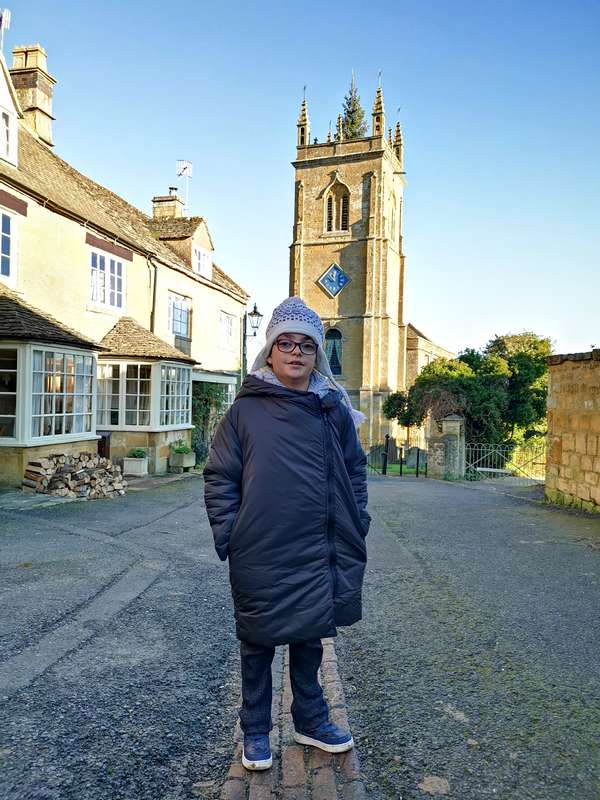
335, 477, 600, 799
0, 476, 241, 800
1, 475, 599, 799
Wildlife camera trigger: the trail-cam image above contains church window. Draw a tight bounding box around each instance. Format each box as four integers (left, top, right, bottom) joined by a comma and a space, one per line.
300, 126, 305, 145
324, 184, 350, 233
325, 329, 343, 376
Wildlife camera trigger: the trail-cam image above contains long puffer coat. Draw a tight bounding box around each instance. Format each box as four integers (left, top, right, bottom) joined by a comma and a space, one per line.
203, 375, 371, 647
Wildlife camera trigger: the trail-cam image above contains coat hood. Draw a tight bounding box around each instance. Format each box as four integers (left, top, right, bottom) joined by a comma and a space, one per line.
236, 374, 341, 413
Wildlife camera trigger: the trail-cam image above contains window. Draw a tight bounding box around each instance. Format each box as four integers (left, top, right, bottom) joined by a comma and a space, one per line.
125, 364, 151, 426
220, 311, 235, 349
0, 348, 17, 438
160, 365, 191, 426
90, 251, 124, 310
32, 350, 94, 438
97, 363, 121, 426
168, 293, 191, 337
300, 126, 305, 145
325, 329, 343, 376
0, 107, 16, 166
1, 213, 11, 278
193, 246, 213, 279
324, 184, 350, 233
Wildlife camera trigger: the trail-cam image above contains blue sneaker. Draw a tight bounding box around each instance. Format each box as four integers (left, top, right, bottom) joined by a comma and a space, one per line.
242, 733, 272, 770
293, 721, 354, 753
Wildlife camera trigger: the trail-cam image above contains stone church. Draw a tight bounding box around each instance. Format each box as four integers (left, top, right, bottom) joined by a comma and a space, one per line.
289, 86, 452, 447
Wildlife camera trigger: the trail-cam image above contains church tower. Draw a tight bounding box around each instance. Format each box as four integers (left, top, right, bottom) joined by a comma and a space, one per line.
289, 86, 407, 446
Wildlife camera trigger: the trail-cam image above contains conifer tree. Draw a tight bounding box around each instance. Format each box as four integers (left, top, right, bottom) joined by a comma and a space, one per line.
341, 74, 368, 140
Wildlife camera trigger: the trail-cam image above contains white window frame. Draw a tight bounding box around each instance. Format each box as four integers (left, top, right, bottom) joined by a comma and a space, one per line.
220, 311, 235, 351
89, 249, 126, 312
0, 344, 18, 441
0, 342, 99, 448
160, 363, 192, 428
192, 245, 213, 280
168, 292, 192, 337
0, 105, 17, 167
96, 360, 192, 432
0, 207, 17, 289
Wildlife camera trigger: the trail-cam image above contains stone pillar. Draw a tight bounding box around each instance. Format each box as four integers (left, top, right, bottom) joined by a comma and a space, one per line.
426, 414, 466, 480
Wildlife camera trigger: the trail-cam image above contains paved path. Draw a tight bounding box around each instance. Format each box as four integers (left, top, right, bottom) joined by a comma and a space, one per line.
335, 476, 600, 799
1, 474, 599, 799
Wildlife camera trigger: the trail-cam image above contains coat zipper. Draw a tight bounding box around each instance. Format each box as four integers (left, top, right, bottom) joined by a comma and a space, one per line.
321, 407, 338, 597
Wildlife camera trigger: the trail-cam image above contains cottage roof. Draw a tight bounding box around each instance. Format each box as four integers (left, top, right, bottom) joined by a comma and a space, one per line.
148, 216, 206, 241
0, 283, 102, 349
0, 124, 248, 300
99, 317, 196, 364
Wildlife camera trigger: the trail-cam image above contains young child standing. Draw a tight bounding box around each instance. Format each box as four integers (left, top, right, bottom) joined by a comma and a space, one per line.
203, 296, 370, 771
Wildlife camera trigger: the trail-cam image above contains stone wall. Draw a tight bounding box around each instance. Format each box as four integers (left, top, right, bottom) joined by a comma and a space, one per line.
546, 350, 600, 513
0, 438, 99, 487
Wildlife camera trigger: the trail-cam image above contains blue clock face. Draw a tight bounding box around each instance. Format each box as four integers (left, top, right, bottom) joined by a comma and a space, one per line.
317, 263, 351, 297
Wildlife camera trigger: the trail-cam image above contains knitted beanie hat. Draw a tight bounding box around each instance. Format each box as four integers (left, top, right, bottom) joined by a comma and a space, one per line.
250, 296, 365, 426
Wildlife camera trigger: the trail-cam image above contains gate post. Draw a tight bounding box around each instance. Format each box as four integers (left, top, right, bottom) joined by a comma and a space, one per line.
382, 433, 389, 475
426, 414, 466, 480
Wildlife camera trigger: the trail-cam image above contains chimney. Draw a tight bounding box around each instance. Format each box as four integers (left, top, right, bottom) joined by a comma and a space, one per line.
10, 44, 56, 147
152, 187, 185, 220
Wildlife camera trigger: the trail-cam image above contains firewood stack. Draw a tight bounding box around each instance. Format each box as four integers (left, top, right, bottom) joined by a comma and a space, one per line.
22, 452, 128, 500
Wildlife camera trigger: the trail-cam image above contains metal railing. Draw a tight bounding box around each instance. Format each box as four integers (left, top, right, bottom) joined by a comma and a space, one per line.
465, 441, 546, 485
366, 434, 427, 477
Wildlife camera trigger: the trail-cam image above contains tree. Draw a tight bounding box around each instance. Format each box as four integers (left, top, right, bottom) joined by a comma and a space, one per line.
383, 332, 551, 446
341, 75, 368, 140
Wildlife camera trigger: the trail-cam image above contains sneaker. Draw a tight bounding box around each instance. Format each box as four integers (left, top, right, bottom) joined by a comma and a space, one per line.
293, 721, 354, 753
242, 733, 272, 771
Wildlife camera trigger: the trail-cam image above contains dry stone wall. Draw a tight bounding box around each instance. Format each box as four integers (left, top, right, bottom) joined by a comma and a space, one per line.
546, 350, 600, 513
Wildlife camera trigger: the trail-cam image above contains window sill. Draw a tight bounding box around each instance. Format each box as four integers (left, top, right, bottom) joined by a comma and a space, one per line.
0, 433, 101, 448
86, 303, 124, 316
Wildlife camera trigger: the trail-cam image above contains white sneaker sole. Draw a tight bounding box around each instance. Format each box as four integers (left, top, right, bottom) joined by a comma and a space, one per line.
242, 750, 272, 771
293, 731, 354, 753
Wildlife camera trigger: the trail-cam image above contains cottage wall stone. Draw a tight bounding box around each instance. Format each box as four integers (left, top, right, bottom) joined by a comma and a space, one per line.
545, 350, 600, 513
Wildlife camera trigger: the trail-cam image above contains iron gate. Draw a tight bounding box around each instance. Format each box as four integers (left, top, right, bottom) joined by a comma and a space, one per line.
366, 434, 427, 477
465, 441, 546, 486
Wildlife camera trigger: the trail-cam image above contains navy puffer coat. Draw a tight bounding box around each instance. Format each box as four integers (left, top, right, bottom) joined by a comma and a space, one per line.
203, 375, 370, 647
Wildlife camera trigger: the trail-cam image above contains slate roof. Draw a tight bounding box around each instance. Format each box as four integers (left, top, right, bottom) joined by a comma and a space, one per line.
0, 283, 102, 349
99, 317, 196, 364
148, 216, 205, 240
0, 123, 248, 300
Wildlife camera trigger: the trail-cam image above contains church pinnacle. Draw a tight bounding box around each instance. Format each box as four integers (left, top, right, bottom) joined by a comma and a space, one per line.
394, 120, 403, 167
372, 85, 385, 137
297, 94, 310, 147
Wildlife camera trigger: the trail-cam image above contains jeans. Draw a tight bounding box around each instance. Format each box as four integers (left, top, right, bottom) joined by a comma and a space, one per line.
239, 639, 329, 735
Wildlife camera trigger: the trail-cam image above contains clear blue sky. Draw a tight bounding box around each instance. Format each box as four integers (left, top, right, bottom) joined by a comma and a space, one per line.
9, 0, 600, 358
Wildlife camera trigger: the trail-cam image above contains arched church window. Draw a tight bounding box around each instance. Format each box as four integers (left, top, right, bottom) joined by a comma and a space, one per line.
325, 329, 343, 376
300, 126, 305, 145
324, 184, 350, 233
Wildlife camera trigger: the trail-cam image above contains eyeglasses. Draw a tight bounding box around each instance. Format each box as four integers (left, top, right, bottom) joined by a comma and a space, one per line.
275, 338, 317, 356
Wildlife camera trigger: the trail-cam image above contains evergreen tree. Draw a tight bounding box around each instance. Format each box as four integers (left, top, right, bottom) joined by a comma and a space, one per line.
341, 75, 368, 140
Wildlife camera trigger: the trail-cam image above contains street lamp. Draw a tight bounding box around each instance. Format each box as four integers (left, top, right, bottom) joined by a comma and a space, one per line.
241, 302, 263, 380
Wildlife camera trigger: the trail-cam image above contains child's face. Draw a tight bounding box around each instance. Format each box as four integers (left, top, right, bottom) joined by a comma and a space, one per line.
266, 333, 317, 389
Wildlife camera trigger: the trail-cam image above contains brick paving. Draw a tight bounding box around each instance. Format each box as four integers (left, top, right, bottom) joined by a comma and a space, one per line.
221, 639, 366, 800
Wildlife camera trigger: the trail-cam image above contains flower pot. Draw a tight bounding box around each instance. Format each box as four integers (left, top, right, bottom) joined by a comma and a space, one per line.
169, 451, 196, 469
123, 456, 149, 476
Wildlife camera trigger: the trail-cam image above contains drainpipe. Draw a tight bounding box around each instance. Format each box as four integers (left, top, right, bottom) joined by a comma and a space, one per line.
148, 254, 158, 333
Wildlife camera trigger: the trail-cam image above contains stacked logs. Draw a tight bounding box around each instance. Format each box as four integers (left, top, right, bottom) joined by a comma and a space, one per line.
22, 452, 127, 500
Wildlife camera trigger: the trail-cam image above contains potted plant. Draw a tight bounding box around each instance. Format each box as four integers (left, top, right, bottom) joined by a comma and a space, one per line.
169, 439, 196, 470
123, 448, 149, 476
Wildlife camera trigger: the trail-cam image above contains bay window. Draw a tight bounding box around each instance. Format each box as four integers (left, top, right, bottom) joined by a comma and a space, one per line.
160, 365, 191, 426
32, 349, 94, 437
0, 347, 17, 438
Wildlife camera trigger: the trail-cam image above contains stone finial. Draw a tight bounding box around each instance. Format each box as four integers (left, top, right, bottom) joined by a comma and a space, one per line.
371, 86, 385, 137
326, 121, 332, 143
394, 120, 404, 166
388, 127, 393, 145
297, 97, 310, 147
336, 114, 344, 141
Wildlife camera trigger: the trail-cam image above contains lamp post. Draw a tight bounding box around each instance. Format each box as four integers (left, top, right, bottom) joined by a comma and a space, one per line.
241, 303, 263, 381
